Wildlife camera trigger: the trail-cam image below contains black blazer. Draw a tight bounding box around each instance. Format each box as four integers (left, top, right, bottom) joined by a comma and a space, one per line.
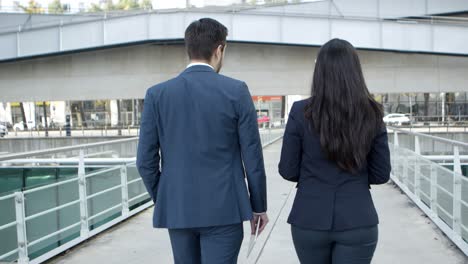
278, 99, 391, 231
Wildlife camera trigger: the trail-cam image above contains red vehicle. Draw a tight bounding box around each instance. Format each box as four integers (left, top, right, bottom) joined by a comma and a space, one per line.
257, 115, 270, 124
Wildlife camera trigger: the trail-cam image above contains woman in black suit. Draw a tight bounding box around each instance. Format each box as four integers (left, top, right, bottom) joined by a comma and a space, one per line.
279, 38, 391, 264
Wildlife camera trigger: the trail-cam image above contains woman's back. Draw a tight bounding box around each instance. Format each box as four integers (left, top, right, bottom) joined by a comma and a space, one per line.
279, 99, 390, 230
278, 38, 391, 264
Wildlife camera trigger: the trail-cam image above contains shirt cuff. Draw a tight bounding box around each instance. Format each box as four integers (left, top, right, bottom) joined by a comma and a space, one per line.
253, 212, 266, 216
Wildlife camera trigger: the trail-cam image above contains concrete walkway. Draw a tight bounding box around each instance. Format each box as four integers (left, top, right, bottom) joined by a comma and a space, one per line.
47, 140, 467, 264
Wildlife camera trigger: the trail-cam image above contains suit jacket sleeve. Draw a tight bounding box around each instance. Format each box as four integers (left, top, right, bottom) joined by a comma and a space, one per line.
237, 82, 267, 213
136, 89, 161, 202
367, 126, 391, 185
278, 102, 302, 182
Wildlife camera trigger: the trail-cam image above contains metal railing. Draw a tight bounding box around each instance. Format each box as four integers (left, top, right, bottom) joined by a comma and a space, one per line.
388, 126, 468, 256
0, 127, 283, 264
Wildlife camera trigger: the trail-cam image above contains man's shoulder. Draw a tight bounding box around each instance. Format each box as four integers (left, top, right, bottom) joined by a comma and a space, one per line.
146, 77, 182, 95
218, 74, 244, 85
216, 74, 244, 86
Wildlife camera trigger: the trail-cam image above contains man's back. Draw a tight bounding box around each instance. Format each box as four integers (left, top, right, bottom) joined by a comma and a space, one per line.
137, 65, 267, 229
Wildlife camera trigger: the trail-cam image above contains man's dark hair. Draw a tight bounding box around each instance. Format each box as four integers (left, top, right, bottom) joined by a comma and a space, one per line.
184, 18, 228, 61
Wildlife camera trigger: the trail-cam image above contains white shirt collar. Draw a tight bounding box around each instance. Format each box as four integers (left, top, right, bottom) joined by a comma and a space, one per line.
186, 62, 214, 70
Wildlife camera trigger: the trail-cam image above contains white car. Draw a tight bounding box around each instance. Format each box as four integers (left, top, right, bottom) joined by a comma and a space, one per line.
0, 123, 7, 137
383, 114, 411, 126
13, 121, 35, 131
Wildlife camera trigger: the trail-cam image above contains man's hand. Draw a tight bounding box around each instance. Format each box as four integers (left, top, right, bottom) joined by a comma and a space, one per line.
251, 213, 269, 235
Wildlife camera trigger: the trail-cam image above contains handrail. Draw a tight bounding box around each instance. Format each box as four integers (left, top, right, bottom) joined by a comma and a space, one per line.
0, 137, 138, 162
2, 158, 136, 164
388, 126, 468, 148
389, 130, 468, 255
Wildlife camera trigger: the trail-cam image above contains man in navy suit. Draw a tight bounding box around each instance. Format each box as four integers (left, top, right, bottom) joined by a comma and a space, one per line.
136, 18, 269, 264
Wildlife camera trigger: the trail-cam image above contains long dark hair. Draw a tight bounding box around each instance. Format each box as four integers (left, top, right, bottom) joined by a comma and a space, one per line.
305, 39, 383, 173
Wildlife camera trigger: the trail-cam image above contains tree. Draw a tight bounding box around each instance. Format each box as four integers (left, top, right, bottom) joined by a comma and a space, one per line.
19, 102, 27, 130
105, 0, 117, 11
116, 0, 139, 10
140, 0, 153, 10
19, 0, 44, 14
48, 0, 64, 14
88, 3, 103, 12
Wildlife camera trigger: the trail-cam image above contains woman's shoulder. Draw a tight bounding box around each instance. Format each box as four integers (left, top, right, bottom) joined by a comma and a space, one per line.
290, 99, 310, 116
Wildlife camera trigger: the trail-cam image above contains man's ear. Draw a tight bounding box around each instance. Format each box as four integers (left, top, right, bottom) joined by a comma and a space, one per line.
217, 45, 225, 57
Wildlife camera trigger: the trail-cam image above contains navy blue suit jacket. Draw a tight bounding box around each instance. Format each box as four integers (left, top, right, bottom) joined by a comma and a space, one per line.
136, 65, 267, 229
279, 99, 391, 231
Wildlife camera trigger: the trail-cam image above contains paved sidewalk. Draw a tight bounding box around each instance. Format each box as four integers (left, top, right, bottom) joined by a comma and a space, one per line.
47, 140, 467, 264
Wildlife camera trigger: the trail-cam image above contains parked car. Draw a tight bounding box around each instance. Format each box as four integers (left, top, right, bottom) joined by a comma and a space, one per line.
13, 121, 36, 131
0, 123, 7, 137
257, 115, 270, 124
383, 113, 411, 126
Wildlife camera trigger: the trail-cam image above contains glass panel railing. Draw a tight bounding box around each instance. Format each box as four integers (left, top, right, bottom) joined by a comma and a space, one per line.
0, 194, 17, 262
0, 127, 284, 263
86, 166, 122, 231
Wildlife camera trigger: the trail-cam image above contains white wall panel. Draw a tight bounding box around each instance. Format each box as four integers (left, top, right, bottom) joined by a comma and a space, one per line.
105, 16, 148, 45
382, 22, 432, 51
330, 0, 378, 18
433, 25, 468, 54
149, 13, 185, 39
19, 28, 59, 57
281, 17, 329, 45
380, 0, 426, 18
0, 33, 17, 60
331, 19, 380, 48
232, 15, 280, 42
62, 22, 104, 51
427, 0, 468, 15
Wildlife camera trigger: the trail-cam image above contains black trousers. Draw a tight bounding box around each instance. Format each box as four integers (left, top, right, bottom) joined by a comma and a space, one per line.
168, 223, 244, 264
291, 225, 378, 264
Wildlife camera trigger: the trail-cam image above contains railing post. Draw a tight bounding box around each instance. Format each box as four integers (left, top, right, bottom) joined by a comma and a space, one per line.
430, 163, 438, 218
414, 136, 421, 155
394, 130, 399, 146
268, 128, 272, 143
120, 165, 130, 218
414, 136, 421, 199
452, 146, 462, 241
14, 192, 29, 264
78, 149, 89, 238
402, 154, 409, 187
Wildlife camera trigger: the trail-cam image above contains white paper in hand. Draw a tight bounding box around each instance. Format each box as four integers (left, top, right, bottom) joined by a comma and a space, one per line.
246, 217, 261, 258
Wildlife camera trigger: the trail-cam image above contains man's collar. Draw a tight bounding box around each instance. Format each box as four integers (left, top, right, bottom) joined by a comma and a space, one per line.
186, 62, 214, 70
183, 63, 216, 74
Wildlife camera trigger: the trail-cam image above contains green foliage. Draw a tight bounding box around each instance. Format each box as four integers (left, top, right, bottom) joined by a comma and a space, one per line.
116, 0, 139, 10
87, 0, 152, 12
88, 3, 103, 12
48, 0, 64, 14
19, 0, 44, 14
105, 0, 117, 11
140, 0, 153, 10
